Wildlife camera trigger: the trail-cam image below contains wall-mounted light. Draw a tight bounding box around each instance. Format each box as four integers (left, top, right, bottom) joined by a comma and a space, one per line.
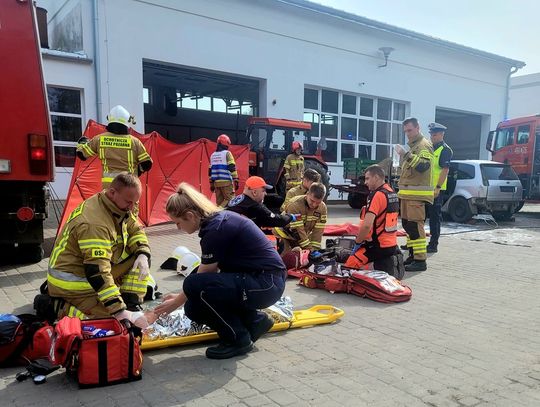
378, 47, 395, 68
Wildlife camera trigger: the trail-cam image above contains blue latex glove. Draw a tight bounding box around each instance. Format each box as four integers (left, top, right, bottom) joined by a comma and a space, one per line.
310, 250, 322, 258
351, 243, 362, 253
289, 213, 301, 222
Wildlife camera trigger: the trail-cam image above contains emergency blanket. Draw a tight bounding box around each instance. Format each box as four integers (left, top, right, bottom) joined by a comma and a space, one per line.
298, 267, 412, 303
59, 120, 250, 231
141, 302, 344, 351
323, 223, 408, 237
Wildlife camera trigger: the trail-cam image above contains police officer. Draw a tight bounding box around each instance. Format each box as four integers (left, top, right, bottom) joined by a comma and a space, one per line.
47, 173, 152, 326
76, 105, 152, 189
209, 134, 239, 207
396, 117, 434, 272
344, 165, 404, 278
280, 168, 321, 211
273, 183, 327, 253
283, 141, 305, 192
227, 176, 297, 228
154, 183, 286, 359
427, 122, 453, 253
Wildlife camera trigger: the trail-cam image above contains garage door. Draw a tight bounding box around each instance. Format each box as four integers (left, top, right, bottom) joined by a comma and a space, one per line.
435, 108, 482, 159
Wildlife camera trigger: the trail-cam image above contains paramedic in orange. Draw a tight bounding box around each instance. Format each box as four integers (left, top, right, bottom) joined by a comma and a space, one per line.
76, 105, 152, 189
345, 165, 403, 275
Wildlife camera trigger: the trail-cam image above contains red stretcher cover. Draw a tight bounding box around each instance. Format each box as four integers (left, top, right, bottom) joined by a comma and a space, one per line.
323, 223, 408, 237
59, 120, 249, 231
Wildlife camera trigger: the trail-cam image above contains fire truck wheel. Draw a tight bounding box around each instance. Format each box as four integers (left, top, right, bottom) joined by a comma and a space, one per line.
448, 196, 472, 223
19, 244, 45, 264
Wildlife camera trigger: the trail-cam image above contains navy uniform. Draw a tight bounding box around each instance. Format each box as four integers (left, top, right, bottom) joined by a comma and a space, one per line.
182, 211, 286, 355
226, 194, 293, 228
427, 122, 453, 252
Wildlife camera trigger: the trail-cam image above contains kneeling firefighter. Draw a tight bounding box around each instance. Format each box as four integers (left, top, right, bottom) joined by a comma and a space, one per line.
44, 173, 153, 327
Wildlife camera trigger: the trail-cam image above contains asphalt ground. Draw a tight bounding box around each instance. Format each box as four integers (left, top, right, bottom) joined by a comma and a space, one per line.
1, 203, 539, 406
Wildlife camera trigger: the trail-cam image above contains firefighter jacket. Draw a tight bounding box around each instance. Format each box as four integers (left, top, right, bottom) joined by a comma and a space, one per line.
283, 153, 304, 187
273, 195, 327, 250
77, 132, 152, 186
397, 133, 434, 204
209, 147, 238, 187
281, 184, 308, 211
227, 194, 292, 228
47, 192, 151, 315
361, 184, 399, 248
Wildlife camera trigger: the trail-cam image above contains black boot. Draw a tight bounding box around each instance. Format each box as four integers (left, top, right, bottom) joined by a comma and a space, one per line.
426, 244, 438, 253
121, 292, 143, 312
405, 260, 427, 272
404, 256, 414, 266
247, 312, 274, 343
206, 338, 253, 359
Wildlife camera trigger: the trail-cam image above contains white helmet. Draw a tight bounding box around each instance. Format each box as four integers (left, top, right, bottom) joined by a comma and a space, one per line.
172, 246, 191, 260
177, 252, 201, 277
107, 105, 135, 126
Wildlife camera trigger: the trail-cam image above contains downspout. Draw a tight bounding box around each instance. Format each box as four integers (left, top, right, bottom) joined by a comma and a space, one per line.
92, 0, 103, 122
504, 66, 520, 119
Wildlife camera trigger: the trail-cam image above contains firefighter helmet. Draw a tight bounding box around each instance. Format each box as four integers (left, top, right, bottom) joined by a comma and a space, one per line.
217, 134, 231, 146
172, 246, 190, 260
292, 141, 302, 151
107, 105, 136, 126
177, 252, 201, 277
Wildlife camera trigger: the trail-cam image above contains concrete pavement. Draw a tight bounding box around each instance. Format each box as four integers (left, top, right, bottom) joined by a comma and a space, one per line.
1, 204, 539, 406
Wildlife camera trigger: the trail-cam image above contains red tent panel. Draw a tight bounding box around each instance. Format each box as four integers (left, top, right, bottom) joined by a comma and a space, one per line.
59, 120, 249, 232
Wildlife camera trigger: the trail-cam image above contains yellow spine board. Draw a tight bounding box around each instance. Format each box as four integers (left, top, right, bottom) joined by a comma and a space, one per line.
141, 305, 344, 351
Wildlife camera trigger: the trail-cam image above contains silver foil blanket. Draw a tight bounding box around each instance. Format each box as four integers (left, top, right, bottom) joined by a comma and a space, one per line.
144, 296, 294, 341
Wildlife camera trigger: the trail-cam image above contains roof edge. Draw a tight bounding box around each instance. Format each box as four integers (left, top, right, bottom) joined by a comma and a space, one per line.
276, 0, 525, 68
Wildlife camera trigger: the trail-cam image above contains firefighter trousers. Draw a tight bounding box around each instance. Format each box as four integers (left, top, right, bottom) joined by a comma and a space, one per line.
215, 183, 234, 207
57, 256, 149, 319
183, 270, 285, 345
400, 199, 428, 261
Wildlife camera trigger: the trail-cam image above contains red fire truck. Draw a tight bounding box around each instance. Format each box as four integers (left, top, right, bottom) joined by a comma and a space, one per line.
486, 115, 540, 200
0, 1, 54, 262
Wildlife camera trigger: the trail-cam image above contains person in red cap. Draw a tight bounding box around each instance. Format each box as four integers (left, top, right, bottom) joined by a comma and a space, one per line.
209, 134, 238, 207
227, 176, 298, 229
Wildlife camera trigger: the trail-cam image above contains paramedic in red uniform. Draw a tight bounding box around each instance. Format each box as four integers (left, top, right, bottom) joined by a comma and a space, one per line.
345, 165, 404, 277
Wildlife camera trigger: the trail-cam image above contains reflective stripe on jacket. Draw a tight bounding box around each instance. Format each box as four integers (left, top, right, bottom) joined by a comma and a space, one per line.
397, 133, 434, 203
209, 150, 238, 186
284, 153, 304, 184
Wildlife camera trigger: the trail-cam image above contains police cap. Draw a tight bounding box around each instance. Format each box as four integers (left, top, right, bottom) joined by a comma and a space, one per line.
428, 122, 447, 133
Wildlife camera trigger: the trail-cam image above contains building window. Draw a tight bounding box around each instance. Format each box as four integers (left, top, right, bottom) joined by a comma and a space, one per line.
304, 87, 408, 164
47, 86, 83, 168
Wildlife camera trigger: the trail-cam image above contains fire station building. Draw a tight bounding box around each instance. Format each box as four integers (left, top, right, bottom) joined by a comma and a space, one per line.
37, 0, 525, 199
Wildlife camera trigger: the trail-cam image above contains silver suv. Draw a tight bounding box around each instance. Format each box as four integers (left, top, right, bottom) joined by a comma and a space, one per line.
441, 160, 523, 222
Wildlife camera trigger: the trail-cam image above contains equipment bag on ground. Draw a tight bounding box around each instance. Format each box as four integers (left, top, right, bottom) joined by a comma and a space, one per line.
53, 316, 143, 387
0, 314, 53, 366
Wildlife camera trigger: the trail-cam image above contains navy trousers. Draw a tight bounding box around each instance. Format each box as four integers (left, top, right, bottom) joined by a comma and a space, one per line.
427, 194, 443, 247
183, 270, 285, 344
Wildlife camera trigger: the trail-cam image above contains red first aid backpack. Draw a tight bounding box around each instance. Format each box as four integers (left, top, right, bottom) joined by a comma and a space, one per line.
0, 314, 53, 366
53, 316, 143, 388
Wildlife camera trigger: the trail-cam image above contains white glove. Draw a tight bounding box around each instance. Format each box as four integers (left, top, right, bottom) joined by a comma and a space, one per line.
133, 254, 150, 281
394, 144, 409, 157
114, 310, 150, 329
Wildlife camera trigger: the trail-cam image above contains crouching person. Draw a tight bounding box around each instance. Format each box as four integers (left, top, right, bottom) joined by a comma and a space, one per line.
154, 183, 286, 359
46, 172, 152, 327
344, 165, 405, 278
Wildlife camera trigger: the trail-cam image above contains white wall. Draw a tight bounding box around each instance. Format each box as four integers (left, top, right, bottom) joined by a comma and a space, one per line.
42, 0, 516, 198
509, 73, 540, 118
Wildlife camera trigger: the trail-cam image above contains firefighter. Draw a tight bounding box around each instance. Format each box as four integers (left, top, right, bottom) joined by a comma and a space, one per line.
154, 183, 286, 359
283, 141, 305, 191
396, 117, 434, 272
344, 165, 404, 277
427, 122, 453, 253
280, 168, 321, 211
227, 176, 298, 228
76, 105, 152, 189
209, 134, 239, 207
273, 182, 327, 253
46, 173, 153, 326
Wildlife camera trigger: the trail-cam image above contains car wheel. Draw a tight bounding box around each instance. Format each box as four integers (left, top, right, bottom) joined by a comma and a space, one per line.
448, 196, 473, 223
18, 244, 45, 263
347, 192, 367, 209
